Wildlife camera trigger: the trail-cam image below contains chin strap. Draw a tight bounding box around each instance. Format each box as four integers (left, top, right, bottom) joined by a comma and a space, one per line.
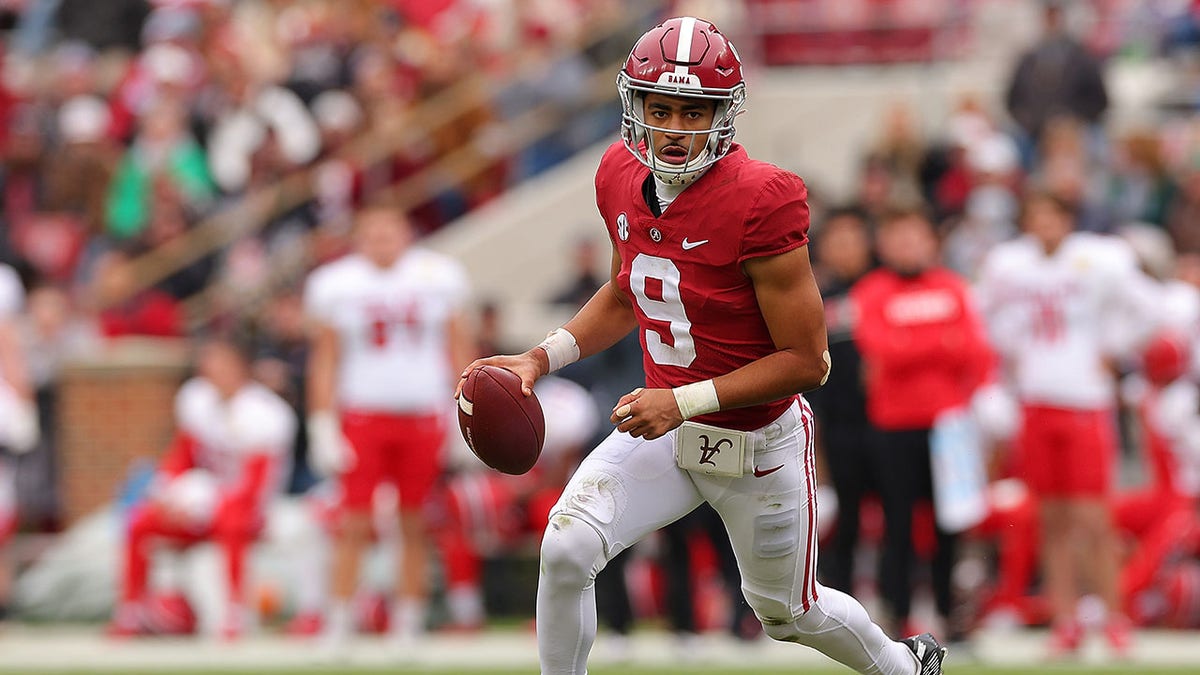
651, 149, 713, 187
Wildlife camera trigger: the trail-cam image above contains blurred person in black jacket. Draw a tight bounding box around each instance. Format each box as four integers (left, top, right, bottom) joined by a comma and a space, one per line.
1005, 1, 1108, 156
807, 208, 876, 595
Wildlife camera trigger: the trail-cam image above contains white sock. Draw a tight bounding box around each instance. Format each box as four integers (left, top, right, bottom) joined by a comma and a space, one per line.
447, 586, 485, 627
323, 600, 351, 645
390, 598, 427, 641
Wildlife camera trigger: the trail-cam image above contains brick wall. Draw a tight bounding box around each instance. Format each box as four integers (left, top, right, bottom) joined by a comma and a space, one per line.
57, 339, 191, 525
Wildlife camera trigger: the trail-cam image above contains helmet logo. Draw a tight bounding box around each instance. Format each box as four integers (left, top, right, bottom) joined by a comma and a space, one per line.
617, 213, 630, 241
657, 71, 702, 89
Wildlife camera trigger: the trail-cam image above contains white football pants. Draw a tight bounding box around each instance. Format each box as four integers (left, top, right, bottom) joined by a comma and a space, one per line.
536, 400, 918, 675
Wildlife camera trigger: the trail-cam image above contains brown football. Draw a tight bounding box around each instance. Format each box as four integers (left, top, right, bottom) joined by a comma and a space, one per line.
457, 365, 544, 475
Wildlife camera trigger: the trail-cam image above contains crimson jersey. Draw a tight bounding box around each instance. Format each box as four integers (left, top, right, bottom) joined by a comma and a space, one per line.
595, 142, 810, 431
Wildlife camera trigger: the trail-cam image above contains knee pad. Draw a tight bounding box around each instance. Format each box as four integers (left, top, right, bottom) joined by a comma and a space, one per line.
539, 513, 608, 589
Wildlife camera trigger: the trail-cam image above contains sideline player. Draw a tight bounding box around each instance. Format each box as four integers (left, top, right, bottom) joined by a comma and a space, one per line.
0, 262, 37, 624
458, 17, 946, 675
305, 207, 474, 648
976, 192, 1156, 656
109, 337, 295, 638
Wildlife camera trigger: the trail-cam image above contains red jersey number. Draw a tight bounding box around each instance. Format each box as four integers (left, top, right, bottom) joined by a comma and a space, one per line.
629, 254, 696, 367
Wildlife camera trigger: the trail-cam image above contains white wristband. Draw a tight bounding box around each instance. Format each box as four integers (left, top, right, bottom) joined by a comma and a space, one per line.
673, 380, 720, 420
537, 327, 580, 373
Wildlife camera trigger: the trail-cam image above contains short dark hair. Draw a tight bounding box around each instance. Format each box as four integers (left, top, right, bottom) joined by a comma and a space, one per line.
878, 201, 934, 229
1019, 189, 1078, 223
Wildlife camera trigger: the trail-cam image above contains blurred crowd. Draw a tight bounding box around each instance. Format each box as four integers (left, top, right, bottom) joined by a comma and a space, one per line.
1, 0, 1200, 661
0, 0, 631, 343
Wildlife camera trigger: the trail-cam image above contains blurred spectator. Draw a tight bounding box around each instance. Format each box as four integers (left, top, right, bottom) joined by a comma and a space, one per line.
942, 132, 1022, 279
496, 23, 596, 179
474, 300, 518, 358
0, 261, 38, 624
870, 102, 925, 201
1, 102, 51, 263
303, 207, 473, 651
1165, 159, 1200, 255
54, 0, 150, 53
974, 192, 1156, 657
206, 72, 320, 194
45, 95, 118, 221
310, 89, 365, 238
657, 503, 758, 645
89, 248, 185, 339
850, 154, 897, 226
807, 208, 876, 596
18, 283, 99, 530
1004, 0, 1109, 156
851, 206, 994, 644
1103, 128, 1177, 229
550, 237, 604, 308
106, 97, 214, 240
250, 289, 312, 494
109, 42, 208, 142
109, 336, 296, 639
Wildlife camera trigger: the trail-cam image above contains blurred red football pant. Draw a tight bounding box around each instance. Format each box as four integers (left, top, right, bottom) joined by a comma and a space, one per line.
1114, 490, 1197, 604
339, 411, 444, 511
436, 471, 562, 589
1017, 405, 1116, 497
122, 500, 262, 605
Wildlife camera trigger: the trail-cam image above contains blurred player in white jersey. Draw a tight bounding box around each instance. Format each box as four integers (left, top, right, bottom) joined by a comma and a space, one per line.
304, 207, 474, 648
976, 192, 1156, 656
0, 263, 37, 624
109, 337, 296, 638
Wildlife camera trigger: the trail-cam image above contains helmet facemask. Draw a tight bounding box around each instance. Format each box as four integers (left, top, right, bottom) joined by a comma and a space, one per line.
618, 70, 745, 187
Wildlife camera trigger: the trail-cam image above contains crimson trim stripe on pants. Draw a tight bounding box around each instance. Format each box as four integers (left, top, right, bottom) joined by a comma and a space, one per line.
799, 400, 819, 611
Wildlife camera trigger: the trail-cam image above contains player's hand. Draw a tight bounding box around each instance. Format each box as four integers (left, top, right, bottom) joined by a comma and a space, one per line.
455, 350, 547, 399
610, 387, 684, 440
307, 411, 356, 477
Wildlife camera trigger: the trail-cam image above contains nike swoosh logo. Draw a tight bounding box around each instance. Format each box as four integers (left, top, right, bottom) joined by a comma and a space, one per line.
753, 464, 784, 478
681, 238, 709, 250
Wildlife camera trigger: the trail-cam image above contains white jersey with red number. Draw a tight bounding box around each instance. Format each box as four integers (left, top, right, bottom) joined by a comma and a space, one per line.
976, 232, 1154, 408
304, 250, 469, 413
175, 378, 296, 495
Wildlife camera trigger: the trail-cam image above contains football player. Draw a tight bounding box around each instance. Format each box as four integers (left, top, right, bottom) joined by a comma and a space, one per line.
458, 17, 946, 675
109, 337, 295, 638
0, 262, 37, 625
975, 191, 1159, 656
1116, 331, 1200, 621
304, 206, 474, 649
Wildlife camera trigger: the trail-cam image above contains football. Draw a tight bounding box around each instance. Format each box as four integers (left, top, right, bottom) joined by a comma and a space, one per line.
457, 365, 545, 475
